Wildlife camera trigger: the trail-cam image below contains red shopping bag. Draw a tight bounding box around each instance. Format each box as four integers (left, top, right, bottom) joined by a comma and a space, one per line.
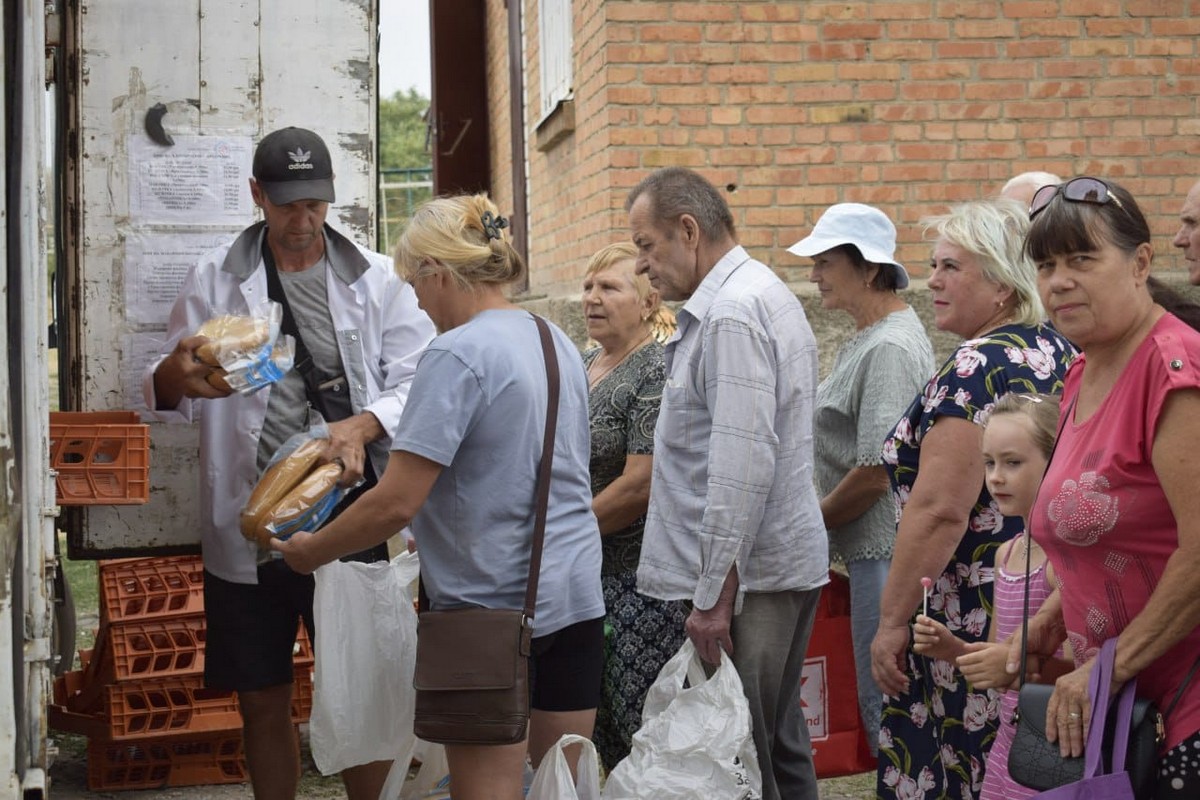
800, 571, 877, 778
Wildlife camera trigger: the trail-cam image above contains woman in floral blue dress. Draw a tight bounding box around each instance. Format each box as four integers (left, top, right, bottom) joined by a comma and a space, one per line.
869, 199, 1075, 800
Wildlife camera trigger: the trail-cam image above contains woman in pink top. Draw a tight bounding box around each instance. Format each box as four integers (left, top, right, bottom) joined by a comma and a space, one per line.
1019, 177, 1200, 798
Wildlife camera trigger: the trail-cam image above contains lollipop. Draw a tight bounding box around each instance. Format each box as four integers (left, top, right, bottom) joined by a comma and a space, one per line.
920, 576, 933, 617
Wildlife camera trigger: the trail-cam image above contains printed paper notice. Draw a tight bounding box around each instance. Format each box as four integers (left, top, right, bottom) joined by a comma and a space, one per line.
122, 332, 169, 412
129, 134, 255, 224
125, 231, 238, 327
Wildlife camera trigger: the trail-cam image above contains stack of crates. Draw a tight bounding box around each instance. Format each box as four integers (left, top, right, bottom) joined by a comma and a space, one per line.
50, 555, 315, 791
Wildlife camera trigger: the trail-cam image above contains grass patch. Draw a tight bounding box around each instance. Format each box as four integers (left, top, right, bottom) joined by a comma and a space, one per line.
58, 532, 98, 668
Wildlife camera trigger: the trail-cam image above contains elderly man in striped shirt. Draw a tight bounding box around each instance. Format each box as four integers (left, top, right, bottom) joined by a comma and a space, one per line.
626, 167, 829, 800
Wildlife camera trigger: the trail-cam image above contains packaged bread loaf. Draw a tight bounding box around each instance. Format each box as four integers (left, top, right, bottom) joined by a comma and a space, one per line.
253, 462, 344, 548
208, 334, 295, 395
240, 437, 325, 540
194, 314, 271, 367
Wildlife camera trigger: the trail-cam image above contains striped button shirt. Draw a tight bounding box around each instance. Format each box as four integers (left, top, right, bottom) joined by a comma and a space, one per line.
637, 245, 830, 609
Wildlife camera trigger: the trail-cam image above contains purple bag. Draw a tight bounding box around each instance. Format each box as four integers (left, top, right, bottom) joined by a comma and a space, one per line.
1035, 639, 1140, 800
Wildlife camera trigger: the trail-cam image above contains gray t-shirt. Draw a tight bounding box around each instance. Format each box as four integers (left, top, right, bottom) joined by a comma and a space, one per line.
813, 306, 934, 563
392, 309, 604, 636
258, 257, 341, 470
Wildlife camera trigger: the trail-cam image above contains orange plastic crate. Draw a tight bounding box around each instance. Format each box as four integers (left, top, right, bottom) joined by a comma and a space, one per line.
105, 680, 241, 738
50, 411, 150, 505
52, 669, 313, 740
84, 617, 311, 686
292, 666, 314, 722
99, 557, 205, 625
87, 732, 248, 790
103, 616, 208, 682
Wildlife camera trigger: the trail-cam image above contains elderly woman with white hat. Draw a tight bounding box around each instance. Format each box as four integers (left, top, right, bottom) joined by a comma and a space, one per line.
787, 203, 934, 750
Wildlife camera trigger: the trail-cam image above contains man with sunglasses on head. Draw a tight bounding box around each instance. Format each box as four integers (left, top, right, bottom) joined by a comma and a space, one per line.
145, 126, 435, 800
1000, 170, 1062, 208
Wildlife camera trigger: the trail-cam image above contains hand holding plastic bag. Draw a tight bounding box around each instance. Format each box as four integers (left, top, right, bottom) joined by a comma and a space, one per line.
602, 640, 762, 800
528, 734, 601, 800
309, 551, 420, 776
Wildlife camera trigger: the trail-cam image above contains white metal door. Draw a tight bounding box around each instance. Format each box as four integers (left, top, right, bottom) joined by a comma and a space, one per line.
62, 0, 379, 554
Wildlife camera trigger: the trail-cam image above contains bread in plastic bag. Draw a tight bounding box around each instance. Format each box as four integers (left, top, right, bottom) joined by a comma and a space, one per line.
260, 461, 344, 543
193, 301, 286, 395
240, 424, 345, 548
207, 334, 295, 393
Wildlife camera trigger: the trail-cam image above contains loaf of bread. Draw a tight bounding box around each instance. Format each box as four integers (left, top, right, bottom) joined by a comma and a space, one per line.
254, 461, 344, 548
239, 438, 325, 540
195, 314, 271, 367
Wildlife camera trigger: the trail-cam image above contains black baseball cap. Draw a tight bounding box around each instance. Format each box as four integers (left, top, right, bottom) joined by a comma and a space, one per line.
252, 127, 335, 205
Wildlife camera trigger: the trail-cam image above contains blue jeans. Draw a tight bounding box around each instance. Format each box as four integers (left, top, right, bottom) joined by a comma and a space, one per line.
847, 558, 889, 756
729, 588, 822, 800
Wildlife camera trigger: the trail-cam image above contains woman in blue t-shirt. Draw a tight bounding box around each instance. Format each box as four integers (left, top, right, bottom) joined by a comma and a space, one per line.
275, 193, 605, 798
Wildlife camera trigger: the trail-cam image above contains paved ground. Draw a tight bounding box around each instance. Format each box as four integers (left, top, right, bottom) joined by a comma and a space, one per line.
46, 735, 875, 799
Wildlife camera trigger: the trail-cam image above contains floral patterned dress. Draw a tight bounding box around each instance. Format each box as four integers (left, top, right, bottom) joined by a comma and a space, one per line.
876, 323, 1075, 800
583, 341, 689, 772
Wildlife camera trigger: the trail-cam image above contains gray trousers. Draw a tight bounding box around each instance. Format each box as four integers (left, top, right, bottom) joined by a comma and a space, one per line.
729, 588, 823, 800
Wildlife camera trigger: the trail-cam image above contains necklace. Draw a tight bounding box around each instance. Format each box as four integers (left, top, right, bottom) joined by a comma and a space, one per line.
588, 333, 653, 389
1013, 531, 1038, 565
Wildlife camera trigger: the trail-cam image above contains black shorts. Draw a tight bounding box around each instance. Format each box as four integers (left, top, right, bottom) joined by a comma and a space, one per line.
203, 560, 316, 692
529, 616, 605, 712
203, 536, 388, 692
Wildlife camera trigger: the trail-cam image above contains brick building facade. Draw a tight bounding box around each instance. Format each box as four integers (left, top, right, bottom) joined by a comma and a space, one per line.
469, 0, 1200, 298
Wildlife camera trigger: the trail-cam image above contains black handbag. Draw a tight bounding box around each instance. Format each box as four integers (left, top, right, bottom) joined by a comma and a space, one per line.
1008, 673, 1164, 798
411, 313, 560, 745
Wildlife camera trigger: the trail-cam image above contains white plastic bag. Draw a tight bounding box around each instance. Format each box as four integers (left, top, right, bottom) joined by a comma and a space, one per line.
528, 734, 602, 800
308, 550, 421, 775
602, 641, 763, 800
394, 740, 450, 800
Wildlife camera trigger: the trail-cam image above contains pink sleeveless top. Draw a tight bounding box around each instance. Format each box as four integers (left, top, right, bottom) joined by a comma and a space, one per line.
1032, 313, 1200, 751
980, 551, 1055, 800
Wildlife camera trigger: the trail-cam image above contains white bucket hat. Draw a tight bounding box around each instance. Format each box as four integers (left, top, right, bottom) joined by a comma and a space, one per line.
787, 203, 910, 289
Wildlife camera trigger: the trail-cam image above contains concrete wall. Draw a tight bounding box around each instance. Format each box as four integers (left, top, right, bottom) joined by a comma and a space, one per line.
525, 271, 1200, 380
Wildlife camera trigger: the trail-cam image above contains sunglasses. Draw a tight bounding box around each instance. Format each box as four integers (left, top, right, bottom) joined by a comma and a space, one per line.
1028, 176, 1125, 220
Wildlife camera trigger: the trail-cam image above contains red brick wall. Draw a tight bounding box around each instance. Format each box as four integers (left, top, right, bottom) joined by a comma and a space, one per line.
488, 0, 1200, 297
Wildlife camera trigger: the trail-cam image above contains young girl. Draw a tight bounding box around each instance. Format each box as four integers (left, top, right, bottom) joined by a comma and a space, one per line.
912, 392, 1072, 800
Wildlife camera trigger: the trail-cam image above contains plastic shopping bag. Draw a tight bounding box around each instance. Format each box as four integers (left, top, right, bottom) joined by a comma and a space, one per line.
394, 741, 451, 800
602, 640, 762, 800
309, 550, 420, 775
803, 572, 877, 777
528, 734, 601, 800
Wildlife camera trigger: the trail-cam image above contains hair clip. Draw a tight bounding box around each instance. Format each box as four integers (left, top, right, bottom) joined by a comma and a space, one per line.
481, 211, 509, 241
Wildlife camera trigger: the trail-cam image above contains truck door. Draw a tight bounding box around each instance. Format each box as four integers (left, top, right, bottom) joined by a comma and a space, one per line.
59, 1, 380, 557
